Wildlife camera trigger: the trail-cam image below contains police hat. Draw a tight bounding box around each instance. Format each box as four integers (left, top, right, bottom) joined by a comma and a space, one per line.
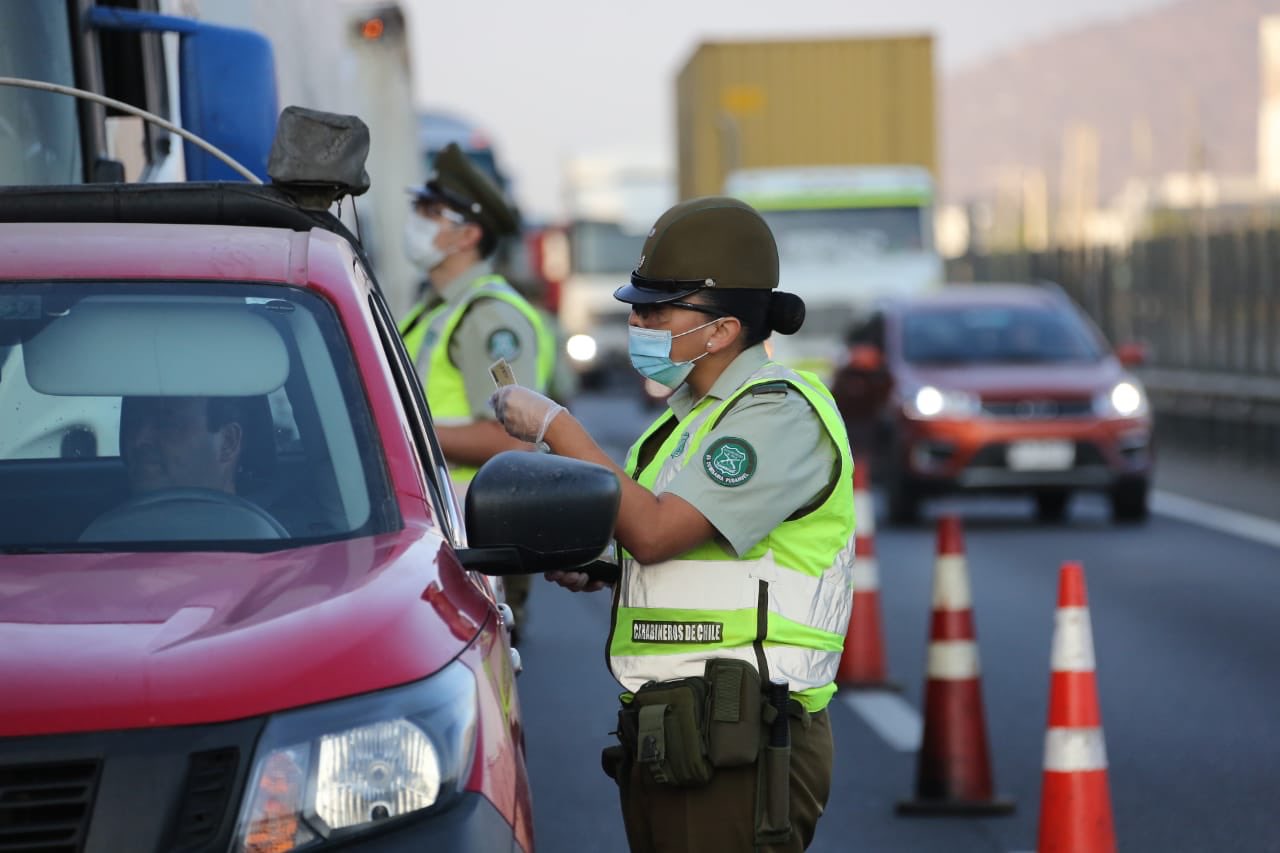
614, 196, 779, 305
409, 142, 519, 237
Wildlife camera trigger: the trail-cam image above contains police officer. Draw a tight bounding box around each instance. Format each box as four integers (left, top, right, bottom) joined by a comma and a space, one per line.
490, 197, 855, 852
400, 142, 555, 644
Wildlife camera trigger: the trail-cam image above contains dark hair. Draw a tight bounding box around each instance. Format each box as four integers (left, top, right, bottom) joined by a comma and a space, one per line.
693, 289, 806, 349
475, 224, 499, 259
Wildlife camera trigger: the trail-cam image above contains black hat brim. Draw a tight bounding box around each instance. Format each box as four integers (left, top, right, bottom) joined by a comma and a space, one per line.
613, 280, 704, 305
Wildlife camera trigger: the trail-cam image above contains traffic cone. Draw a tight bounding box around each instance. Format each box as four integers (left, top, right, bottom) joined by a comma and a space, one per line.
897, 515, 1015, 815
1038, 561, 1116, 852
837, 460, 894, 688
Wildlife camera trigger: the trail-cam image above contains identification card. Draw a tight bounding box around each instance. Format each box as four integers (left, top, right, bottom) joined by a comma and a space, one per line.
489, 358, 517, 388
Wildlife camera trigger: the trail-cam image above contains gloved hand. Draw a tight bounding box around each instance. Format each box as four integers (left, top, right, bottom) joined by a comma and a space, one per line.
544, 570, 608, 594
490, 386, 565, 444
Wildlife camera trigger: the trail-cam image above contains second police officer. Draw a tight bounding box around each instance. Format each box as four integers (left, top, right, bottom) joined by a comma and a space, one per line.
490, 196, 856, 851
399, 142, 555, 644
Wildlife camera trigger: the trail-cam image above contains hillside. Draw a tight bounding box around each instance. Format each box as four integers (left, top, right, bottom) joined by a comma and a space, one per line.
943, 0, 1280, 203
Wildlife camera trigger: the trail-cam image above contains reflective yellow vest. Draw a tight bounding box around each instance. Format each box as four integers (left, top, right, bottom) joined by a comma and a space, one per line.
400, 275, 555, 483
608, 362, 856, 712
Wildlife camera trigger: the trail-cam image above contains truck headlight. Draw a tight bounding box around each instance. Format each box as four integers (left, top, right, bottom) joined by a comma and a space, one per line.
906, 385, 980, 419
1095, 380, 1148, 418
233, 661, 477, 853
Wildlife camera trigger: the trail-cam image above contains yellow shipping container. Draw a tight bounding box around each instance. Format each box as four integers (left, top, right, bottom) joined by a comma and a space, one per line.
675, 35, 937, 200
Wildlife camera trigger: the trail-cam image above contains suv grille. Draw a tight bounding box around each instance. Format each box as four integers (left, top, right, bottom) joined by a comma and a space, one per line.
0, 761, 99, 853
168, 748, 240, 852
981, 397, 1094, 419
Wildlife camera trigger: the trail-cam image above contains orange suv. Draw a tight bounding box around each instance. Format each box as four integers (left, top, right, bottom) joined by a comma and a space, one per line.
831, 285, 1153, 525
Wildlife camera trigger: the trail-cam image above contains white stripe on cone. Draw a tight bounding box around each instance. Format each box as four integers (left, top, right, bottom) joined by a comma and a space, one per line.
926, 639, 981, 679
1043, 727, 1108, 772
1050, 607, 1097, 672
852, 552, 879, 590
931, 555, 972, 610
855, 488, 875, 536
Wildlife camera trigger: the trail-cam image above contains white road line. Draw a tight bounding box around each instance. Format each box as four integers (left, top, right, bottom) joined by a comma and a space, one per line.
1152, 490, 1280, 550
840, 690, 922, 752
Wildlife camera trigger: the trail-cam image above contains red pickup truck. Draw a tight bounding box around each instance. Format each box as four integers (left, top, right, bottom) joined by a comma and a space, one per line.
0, 181, 617, 853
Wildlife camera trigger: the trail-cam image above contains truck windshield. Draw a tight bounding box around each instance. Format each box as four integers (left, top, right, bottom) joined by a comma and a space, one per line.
0, 282, 399, 551
570, 221, 646, 275
762, 207, 926, 265
0, 0, 83, 184
902, 305, 1103, 365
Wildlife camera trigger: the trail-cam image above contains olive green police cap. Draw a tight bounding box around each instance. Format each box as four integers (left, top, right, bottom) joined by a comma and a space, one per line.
409, 142, 519, 237
614, 196, 779, 305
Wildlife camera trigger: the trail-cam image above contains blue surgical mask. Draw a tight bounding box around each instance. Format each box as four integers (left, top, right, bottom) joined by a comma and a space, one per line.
627, 318, 720, 389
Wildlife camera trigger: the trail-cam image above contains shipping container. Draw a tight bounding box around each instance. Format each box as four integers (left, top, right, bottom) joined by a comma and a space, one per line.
675, 35, 937, 199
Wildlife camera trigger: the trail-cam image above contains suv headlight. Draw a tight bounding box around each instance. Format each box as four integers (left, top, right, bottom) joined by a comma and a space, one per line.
233, 660, 478, 853
905, 385, 980, 419
1095, 380, 1148, 418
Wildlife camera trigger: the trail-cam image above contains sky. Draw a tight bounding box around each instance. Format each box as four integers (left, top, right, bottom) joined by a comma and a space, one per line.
405, 0, 1176, 220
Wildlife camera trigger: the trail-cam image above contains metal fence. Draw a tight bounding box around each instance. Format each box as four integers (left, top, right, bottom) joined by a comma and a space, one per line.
947, 227, 1280, 459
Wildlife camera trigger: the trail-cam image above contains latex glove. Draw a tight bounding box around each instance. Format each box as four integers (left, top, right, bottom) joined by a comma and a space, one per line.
544, 570, 608, 594
490, 386, 565, 444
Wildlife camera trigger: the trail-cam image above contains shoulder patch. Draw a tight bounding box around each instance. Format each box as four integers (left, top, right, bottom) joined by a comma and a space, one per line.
486, 328, 522, 361
702, 436, 757, 487
750, 380, 792, 397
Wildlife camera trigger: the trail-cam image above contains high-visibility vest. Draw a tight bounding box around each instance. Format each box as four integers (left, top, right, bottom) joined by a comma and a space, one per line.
608, 362, 856, 712
400, 274, 555, 483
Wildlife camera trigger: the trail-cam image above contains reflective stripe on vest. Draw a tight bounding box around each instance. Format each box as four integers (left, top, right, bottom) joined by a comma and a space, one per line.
608, 362, 856, 712
400, 275, 554, 483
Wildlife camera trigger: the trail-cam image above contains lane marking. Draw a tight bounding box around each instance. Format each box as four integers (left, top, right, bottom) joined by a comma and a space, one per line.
1152, 490, 1280, 550
840, 690, 922, 752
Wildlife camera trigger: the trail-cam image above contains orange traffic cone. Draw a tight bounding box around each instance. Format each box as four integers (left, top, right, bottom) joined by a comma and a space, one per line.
898, 515, 1015, 815
837, 460, 894, 688
1038, 561, 1116, 852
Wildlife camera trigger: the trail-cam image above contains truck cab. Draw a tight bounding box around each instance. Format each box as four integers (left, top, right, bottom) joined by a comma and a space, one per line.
724, 165, 945, 384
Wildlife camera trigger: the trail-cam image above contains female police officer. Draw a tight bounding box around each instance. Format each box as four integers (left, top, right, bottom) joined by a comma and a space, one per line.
490, 196, 855, 852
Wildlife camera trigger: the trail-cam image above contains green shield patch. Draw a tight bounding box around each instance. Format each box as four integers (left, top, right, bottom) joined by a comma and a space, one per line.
702, 437, 756, 487
486, 328, 521, 361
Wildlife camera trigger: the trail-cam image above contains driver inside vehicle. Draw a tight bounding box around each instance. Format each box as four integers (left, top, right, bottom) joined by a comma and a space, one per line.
120, 396, 244, 495
78, 395, 289, 542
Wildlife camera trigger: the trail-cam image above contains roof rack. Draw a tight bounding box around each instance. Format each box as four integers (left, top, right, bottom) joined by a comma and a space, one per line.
0, 182, 383, 293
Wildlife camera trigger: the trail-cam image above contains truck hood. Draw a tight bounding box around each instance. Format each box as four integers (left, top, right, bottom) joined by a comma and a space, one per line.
899, 359, 1127, 397
0, 530, 492, 736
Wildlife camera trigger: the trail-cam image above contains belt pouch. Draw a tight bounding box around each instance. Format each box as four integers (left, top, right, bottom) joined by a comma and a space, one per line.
629, 678, 714, 788
704, 658, 763, 768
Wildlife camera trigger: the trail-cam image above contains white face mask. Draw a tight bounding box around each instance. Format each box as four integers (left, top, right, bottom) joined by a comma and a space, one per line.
403, 214, 446, 271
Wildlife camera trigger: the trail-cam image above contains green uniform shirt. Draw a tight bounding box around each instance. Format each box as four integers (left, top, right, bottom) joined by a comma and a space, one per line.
414, 261, 544, 420
660, 344, 839, 556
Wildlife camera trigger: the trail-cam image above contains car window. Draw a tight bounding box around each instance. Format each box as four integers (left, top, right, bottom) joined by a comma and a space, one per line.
901, 304, 1103, 365
0, 282, 399, 550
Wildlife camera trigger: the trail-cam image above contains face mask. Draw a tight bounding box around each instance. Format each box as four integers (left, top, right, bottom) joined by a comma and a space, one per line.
627, 318, 720, 389
403, 214, 446, 271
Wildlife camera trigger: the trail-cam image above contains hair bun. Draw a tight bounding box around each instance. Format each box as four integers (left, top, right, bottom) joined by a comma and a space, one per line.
768, 291, 805, 335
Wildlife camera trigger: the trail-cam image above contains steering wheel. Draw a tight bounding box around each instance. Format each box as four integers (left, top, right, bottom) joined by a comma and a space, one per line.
80, 487, 289, 543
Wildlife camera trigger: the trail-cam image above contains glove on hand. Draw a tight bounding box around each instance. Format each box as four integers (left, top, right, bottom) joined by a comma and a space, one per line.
489, 385, 565, 444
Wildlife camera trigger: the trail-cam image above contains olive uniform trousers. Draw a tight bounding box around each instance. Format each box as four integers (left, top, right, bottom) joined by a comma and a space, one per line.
609, 708, 833, 852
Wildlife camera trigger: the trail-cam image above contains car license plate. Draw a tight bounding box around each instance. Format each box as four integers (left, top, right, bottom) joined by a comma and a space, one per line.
1007, 440, 1075, 471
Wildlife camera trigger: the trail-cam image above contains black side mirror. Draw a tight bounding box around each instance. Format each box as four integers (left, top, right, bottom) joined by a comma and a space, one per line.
458, 451, 620, 576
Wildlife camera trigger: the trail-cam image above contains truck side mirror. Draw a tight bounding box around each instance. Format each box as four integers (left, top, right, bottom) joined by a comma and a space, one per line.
458, 451, 620, 576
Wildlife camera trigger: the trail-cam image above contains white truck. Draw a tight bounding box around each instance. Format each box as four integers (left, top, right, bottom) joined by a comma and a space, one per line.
554, 153, 674, 387
724, 165, 944, 383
